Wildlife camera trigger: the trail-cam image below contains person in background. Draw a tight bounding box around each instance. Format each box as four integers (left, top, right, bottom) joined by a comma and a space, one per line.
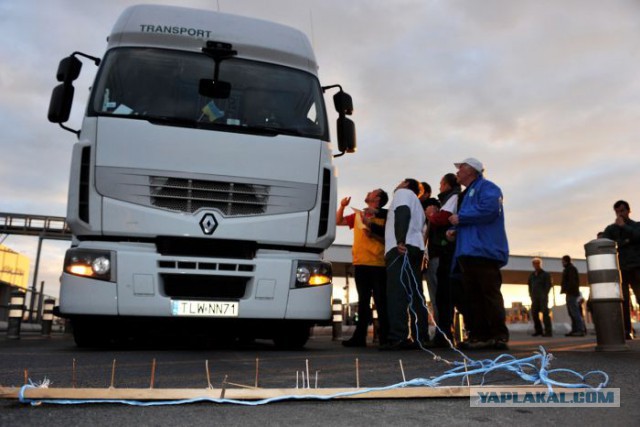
448, 158, 510, 350
528, 257, 553, 337
602, 200, 640, 340
336, 189, 389, 347
420, 181, 441, 329
561, 255, 585, 336
425, 173, 461, 347
381, 178, 428, 350
419, 181, 441, 211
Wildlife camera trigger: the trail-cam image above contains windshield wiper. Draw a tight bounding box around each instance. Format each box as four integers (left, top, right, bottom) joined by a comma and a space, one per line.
247, 125, 305, 137
145, 115, 201, 128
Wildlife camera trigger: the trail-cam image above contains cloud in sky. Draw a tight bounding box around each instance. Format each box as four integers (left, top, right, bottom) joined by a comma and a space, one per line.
1, 0, 640, 297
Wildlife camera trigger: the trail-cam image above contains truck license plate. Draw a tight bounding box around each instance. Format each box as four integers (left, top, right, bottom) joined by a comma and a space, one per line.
171, 300, 239, 317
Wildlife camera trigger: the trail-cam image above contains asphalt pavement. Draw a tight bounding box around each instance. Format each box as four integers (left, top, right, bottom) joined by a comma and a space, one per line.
0, 328, 638, 426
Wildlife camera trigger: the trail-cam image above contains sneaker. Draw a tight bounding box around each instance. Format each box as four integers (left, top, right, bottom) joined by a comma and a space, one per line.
342, 337, 367, 348
542, 332, 553, 337
565, 331, 585, 337
531, 332, 542, 337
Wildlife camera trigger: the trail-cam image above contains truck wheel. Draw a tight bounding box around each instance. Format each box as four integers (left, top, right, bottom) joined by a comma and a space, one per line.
72, 318, 110, 348
273, 324, 311, 349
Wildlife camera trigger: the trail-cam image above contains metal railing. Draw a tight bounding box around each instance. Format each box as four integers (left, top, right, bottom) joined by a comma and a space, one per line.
0, 212, 71, 240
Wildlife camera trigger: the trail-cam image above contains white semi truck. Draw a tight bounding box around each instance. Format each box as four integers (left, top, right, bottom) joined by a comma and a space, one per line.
48, 4, 356, 348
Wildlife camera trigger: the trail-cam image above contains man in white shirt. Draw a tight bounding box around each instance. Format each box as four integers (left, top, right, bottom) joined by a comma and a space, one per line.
381, 178, 428, 350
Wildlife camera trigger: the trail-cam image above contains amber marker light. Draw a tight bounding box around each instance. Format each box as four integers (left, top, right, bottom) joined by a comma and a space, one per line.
67, 264, 94, 276
308, 274, 331, 286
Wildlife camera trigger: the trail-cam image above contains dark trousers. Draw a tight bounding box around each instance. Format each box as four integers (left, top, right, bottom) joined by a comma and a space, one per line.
620, 268, 640, 336
531, 295, 552, 334
458, 256, 509, 342
566, 294, 585, 333
434, 251, 455, 341
352, 265, 388, 342
386, 246, 429, 343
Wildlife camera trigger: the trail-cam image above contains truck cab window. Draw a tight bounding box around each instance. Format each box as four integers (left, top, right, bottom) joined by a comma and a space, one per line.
89, 47, 328, 140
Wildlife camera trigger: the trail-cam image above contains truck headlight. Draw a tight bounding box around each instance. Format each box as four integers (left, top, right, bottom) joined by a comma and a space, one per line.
64, 249, 115, 282
295, 261, 332, 288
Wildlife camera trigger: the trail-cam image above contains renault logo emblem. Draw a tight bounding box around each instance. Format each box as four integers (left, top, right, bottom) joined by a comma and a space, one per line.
199, 213, 218, 235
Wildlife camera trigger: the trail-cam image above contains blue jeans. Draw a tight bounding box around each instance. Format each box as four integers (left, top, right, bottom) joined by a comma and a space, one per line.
566, 294, 585, 333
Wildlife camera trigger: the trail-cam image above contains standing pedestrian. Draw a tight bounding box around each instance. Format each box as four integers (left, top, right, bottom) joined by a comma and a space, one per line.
602, 200, 640, 340
381, 178, 428, 350
425, 173, 461, 346
336, 189, 389, 347
420, 181, 441, 324
448, 158, 509, 350
560, 255, 585, 336
528, 257, 553, 337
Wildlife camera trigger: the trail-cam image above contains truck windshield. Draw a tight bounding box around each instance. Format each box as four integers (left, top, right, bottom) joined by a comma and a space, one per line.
89, 47, 329, 140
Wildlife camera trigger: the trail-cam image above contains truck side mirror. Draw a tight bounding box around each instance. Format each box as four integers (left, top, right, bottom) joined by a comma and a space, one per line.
199, 79, 231, 99
56, 56, 82, 83
48, 55, 82, 125
333, 91, 353, 116
48, 52, 100, 135
337, 117, 356, 153
48, 83, 75, 123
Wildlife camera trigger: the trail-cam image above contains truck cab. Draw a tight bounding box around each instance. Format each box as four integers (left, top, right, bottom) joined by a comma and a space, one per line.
48, 5, 355, 348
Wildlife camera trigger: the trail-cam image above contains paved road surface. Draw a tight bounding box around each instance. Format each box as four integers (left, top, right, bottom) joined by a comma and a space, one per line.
1, 330, 638, 426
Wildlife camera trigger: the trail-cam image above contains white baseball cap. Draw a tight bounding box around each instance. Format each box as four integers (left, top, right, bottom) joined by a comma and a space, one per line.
454, 157, 484, 173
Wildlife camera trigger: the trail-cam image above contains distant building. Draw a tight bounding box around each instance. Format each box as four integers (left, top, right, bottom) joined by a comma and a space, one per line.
0, 244, 30, 289
1, 244, 30, 320
506, 302, 529, 324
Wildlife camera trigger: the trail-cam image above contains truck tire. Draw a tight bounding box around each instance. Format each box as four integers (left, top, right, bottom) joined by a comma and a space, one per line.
273, 323, 311, 350
72, 318, 111, 348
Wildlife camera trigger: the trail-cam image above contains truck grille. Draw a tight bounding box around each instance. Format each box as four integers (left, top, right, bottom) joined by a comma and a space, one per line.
150, 177, 269, 215
162, 274, 249, 299
95, 166, 317, 217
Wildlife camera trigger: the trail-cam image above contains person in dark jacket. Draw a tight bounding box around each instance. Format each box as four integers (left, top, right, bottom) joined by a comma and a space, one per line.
560, 255, 585, 336
602, 200, 640, 340
420, 181, 441, 327
425, 173, 460, 346
528, 257, 553, 337
448, 158, 509, 350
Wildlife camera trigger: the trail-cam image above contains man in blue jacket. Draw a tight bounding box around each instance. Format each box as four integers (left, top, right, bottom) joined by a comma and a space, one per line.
448, 158, 510, 350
